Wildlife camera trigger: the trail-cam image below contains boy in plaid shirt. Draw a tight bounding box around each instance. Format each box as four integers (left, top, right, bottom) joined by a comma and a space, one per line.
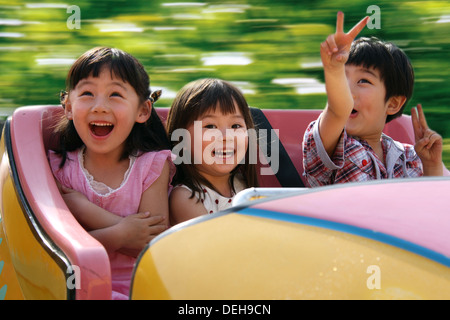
302, 12, 443, 187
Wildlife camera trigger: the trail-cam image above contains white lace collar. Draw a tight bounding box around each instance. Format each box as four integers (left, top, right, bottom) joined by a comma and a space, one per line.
78, 147, 136, 196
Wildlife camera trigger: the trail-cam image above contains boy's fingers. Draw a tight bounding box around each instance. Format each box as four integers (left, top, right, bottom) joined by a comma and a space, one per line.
415, 137, 430, 152
326, 34, 337, 53
426, 131, 442, 149
416, 104, 429, 129
320, 41, 328, 54
416, 130, 442, 152
320, 40, 330, 56
411, 106, 423, 140
336, 11, 344, 33
348, 16, 369, 40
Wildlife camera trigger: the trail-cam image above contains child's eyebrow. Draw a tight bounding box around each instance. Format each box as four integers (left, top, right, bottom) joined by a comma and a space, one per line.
201, 113, 245, 121
358, 67, 379, 78
110, 81, 128, 91
77, 79, 128, 91
198, 114, 216, 120
232, 115, 246, 121
76, 80, 94, 88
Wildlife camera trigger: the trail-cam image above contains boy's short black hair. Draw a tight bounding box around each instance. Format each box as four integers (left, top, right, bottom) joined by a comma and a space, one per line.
346, 37, 414, 123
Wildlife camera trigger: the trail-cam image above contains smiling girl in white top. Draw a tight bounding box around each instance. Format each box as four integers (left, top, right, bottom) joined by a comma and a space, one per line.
166, 78, 258, 224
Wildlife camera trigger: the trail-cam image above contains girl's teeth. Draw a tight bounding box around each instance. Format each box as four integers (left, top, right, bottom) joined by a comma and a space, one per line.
90, 122, 114, 136
213, 150, 234, 156
91, 122, 113, 126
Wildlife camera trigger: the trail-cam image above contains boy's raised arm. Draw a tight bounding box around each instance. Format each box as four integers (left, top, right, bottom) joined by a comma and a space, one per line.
318, 12, 369, 157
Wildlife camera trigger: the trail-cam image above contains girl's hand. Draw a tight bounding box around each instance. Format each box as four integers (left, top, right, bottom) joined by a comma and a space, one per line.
117, 212, 167, 254
320, 12, 369, 70
412, 104, 443, 176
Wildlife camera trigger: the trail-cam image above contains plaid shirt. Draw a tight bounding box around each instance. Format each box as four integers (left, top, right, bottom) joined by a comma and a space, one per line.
302, 119, 423, 187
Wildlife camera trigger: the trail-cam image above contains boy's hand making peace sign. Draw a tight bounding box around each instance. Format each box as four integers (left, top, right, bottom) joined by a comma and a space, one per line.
320, 11, 369, 70
412, 104, 443, 176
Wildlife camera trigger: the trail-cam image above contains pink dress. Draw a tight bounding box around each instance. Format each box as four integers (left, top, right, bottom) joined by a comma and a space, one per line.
48, 148, 175, 300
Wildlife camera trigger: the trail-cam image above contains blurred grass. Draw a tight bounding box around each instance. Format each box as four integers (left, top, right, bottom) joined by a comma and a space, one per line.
0, 0, 449, 166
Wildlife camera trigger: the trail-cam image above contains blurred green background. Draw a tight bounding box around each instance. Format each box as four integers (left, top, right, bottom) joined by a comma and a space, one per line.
1, 0, 449, 166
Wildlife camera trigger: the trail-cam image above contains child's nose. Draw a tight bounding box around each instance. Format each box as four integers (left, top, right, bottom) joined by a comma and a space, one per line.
91, 97, 109, 113
215, 127, 227, 138
223, 128, 238, 141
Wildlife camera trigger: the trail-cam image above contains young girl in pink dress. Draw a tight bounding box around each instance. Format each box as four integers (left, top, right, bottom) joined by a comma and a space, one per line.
48, 47, 175, 299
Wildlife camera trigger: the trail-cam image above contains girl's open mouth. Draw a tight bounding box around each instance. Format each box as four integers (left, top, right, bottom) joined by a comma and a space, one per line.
89, 122, 114, 137
212, 149, 235, 162
213, 149, 234, 157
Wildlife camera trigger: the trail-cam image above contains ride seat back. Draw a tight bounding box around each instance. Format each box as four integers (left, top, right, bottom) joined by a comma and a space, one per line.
155, 107, 422, 187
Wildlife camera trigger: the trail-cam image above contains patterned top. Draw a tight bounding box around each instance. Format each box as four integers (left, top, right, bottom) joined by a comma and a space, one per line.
48, 148, 175, 299
302, 117, 423, 187
176, 175, 246, 214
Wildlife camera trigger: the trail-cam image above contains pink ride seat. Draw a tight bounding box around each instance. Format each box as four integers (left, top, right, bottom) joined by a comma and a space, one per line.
7, 105, 112, 299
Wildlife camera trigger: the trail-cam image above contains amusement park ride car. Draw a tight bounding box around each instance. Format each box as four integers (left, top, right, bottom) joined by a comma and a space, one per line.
0, 105, 449, 300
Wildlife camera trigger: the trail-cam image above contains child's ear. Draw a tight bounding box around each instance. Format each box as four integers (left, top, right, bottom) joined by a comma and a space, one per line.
64, 100, 73, 120
136, 100, 152, 123
386, 95, 407, 115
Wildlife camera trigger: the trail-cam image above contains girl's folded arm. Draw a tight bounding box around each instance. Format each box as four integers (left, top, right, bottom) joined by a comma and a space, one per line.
89, 224, 125, 252
58, 184, 121, 230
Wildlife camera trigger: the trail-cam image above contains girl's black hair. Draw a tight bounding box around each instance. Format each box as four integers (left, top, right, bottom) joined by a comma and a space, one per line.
53, 47, 171, 167
346, 37, 415, 123
166, 78, 258, 199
